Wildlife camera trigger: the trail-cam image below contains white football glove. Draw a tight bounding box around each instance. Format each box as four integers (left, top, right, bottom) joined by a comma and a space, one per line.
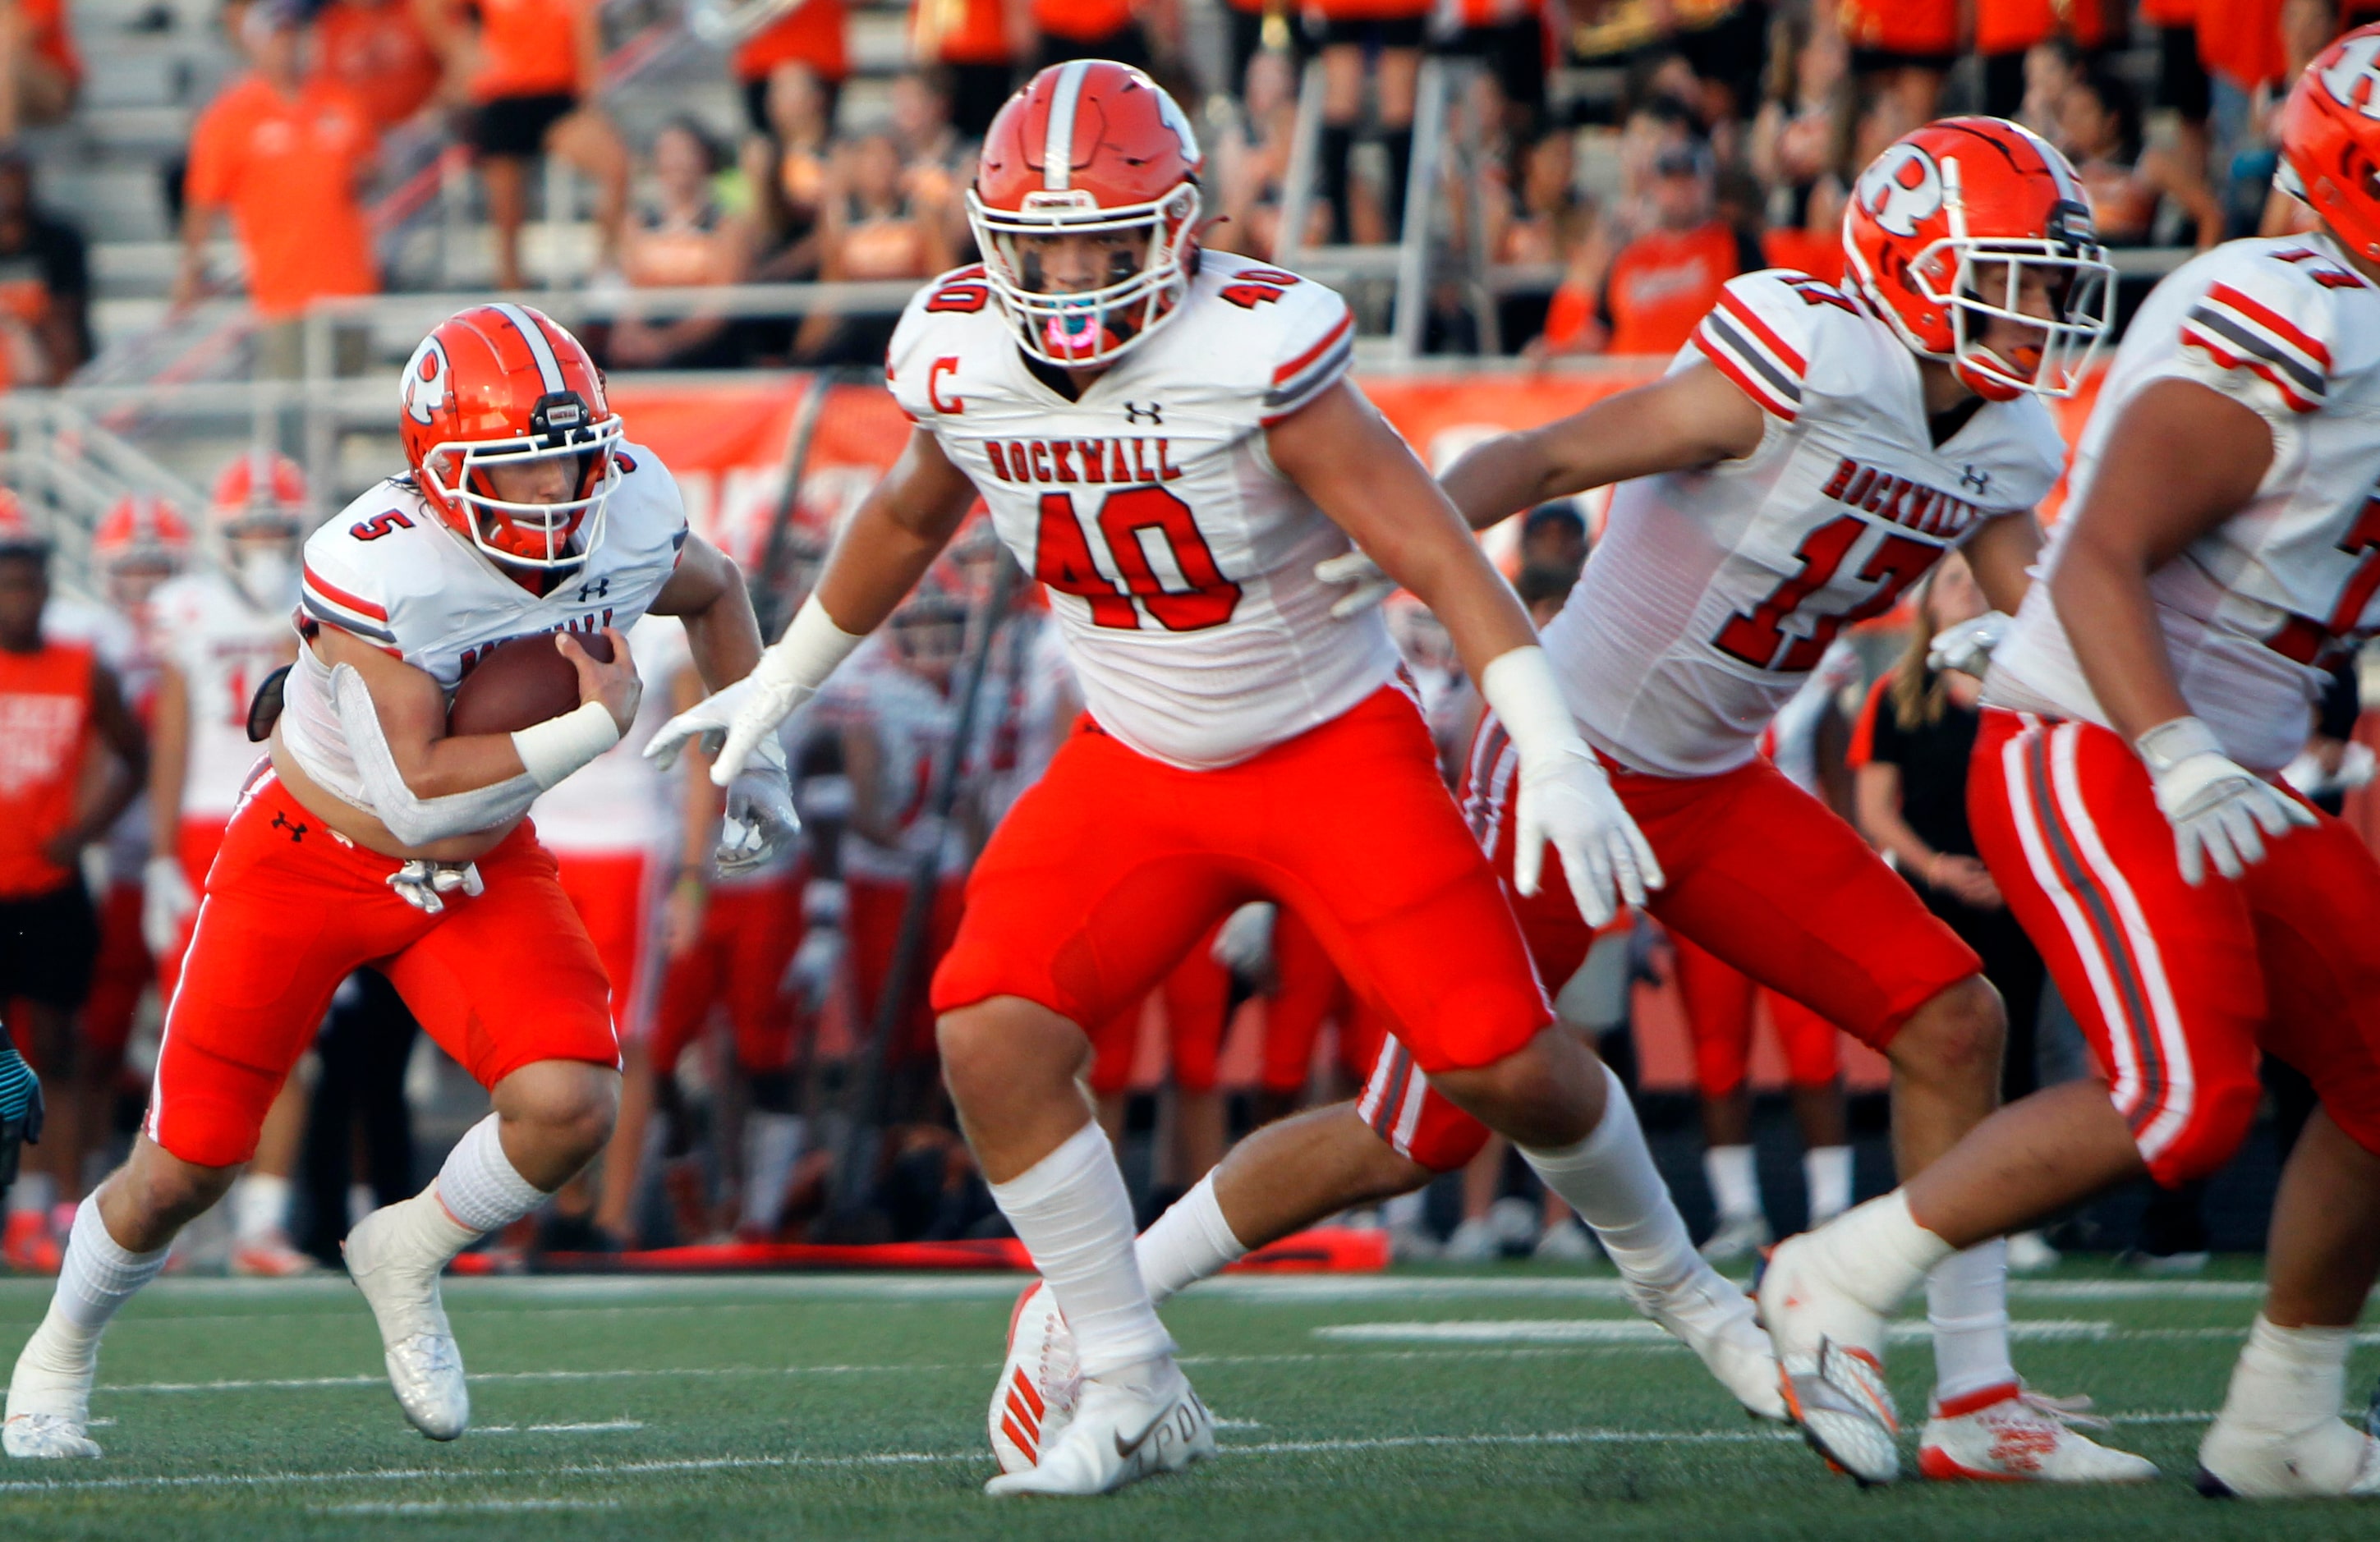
141, 853, 197, 957
2281, 740, 2377, 801
386, 859, 484, 915
718, 734, 799, 876
1315, 550, 1398, 620
1480, 647, 1664, 928
646, 597, 866, 787
2138, 716, 2316, 885
1211, 901, 1278, 980
1927, 611, 2010, 679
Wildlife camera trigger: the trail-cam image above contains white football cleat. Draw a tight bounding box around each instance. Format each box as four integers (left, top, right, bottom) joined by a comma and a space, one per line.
1698, 1212, 1771, 1266
1918, 1384, 2157, 1483
342, 1205, 469, 1440
1624, 1260, 1785, 1421
983, 1358, 1215, 1497
990, 1281, 1080, 1473
1532, 1218, 1601, 1264
1759, 1232, 1899, 1483
4, 1324, 102, 1459
2198, 1415, 2380, 1498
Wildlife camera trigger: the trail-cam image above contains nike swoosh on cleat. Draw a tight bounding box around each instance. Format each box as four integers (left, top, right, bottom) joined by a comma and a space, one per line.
1114, 1410, 1169, 1462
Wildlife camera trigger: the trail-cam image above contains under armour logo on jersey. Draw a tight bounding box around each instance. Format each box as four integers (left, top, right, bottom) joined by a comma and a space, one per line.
402, 337, 452, 425
1124, 402, 1164, 425
576, 576, 611, 603
2320, 31, 2380, 117
1858, 143, 1945, 237
1960, 465, 1992, 494
271, 810, 308, 843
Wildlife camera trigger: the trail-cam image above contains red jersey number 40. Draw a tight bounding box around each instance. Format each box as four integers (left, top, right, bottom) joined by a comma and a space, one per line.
1034, 488, 1242, 632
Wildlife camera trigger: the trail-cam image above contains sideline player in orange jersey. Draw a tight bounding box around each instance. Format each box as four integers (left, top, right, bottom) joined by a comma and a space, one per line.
0, 508, 147, 1273
995, 117, 2158, 1488
2, 303, 791, 1460
1761, 30, 2380, 1497
650, 62, 1760, 1498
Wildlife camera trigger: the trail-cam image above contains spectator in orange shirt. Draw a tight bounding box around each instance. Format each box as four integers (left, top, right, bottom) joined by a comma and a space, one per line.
419, 0, 629, 290
909, 0, 1027, 139
1032, 0, 1160, 72
313, 0, 442, 131
794, 131, 953, 364
0, 154, 87, 384
1976, 0, 2107, 117
733, 0, 847, 141
1838, 0, 1957, 126
602, 117, 753, 369
0, 0, 77, 143
177, 2, 380, 354
1539, 120, 1758, 357
744, 60, 834, 285
2061, 63, 2222, 248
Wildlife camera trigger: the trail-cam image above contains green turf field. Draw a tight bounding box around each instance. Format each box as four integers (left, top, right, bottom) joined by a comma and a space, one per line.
0, 1260, 2373, 1540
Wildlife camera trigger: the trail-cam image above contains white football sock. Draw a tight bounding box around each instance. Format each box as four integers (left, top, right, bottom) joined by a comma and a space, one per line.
987, 1122, 1171, 1380
1927, 1238, 2015, 1404
1803, 1145, 1853, 1227
738, 1113, 806, 1237
1702, 1144, 1761, 1223
8, 1171, 53, 1218
1807, 1191, 1956, 1315
1134, 1170, 1245, 1304
2219, 1315, 2351, 1435
7, 1197, 171, 1418
231, 1173, 292, 1244
435, 1114, 549, 1236
1521, 1063, 1698, 1292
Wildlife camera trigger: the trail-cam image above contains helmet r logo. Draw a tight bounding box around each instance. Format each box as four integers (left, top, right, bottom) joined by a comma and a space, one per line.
402, 338, 451, 427
2319, 33, 2380, 117
1858, 144, 1945, 238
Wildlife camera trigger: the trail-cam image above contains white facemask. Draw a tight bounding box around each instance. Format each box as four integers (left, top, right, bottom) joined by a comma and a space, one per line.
231, 547, 296, 609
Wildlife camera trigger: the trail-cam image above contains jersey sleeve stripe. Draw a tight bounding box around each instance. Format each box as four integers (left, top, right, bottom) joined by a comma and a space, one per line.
301, 564, 389, 621
1693, 314, 1799, 420
1716, 288, 1808, 376
299, 593, 397, 645
2182, 308, 2324, 411
1272, 313, 1354, 385
1260, 335, 1355, 423
2205, 282, 2331, 368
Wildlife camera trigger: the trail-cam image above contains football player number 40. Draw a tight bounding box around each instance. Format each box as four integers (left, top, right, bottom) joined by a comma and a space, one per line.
1714, 512, 1938, 672
1035, 488, 1243, 632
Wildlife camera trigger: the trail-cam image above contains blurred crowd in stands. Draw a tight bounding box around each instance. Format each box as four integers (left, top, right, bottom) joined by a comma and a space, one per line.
0, 0, 2356, 378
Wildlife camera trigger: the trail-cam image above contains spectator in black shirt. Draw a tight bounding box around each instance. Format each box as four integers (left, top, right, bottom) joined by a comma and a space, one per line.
0, 153, 87, 383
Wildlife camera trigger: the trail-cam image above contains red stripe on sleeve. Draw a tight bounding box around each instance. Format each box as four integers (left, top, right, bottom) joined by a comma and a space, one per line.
1717, 288, 1807, 376
1693, 328, 1796, 421
2207, 282, 2331, 367
301, 564, 388, 620
1271, 312, 1353, 384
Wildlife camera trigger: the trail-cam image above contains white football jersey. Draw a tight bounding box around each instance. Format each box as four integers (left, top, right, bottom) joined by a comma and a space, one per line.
278, 443, 690, 815
1547, 269, 2068, 777
1986, 235, 2380, 772
819, 640, 972, 883
884, 250, 1400, 770
530, 613, 689, 856
149, 571, 296, 821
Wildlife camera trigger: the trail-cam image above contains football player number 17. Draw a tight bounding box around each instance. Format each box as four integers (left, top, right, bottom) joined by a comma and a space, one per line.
1035, 487, 1243, 632
1714, 512, 1938, 672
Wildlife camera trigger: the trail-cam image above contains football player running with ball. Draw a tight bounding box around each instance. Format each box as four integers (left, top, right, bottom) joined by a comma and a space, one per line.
1762, 33, 2380, 1498
2, 304, 794, 1459
650, 61, 1732, 1497
998, 118, 2157, 1488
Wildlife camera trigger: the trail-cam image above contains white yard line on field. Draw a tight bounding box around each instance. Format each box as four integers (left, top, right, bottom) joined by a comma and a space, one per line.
316, 1499, 623, 1515
1314, 1319, 2119, 1344
471, 1421, 646, 1435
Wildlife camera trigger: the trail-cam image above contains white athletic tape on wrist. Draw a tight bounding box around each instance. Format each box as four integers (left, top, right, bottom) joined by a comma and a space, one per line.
1478, 645, 1592, 771
329, 664, 541, 845
512, 699, 623, 789
757, 593, 868, 698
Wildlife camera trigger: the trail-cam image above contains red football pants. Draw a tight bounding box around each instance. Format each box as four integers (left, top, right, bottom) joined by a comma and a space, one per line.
81, 879, 149, 1066
552, 850, 654, 1039
1087, 920, 1229, 1098
649, 870, 806, 1075
148, 774, 618, 1168
849, 872, 966, 1065
1971, 710, 2380, 1186
931, 687, 1551, 1076
1362, 711, 1977, 1172
1672, 932, 1844, 1097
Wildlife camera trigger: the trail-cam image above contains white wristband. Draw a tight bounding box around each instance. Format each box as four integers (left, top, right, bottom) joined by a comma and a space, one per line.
758, 593, 868, 697
2134, 715, 2221, 777
1479, 645, 1590, 771
512, 700, 622, 790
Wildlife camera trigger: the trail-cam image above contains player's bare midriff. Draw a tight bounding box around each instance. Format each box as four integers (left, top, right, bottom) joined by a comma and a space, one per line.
265, 694, 522, 865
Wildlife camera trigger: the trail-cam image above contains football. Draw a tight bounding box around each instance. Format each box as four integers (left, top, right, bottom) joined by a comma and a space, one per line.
447, 629, 613, 737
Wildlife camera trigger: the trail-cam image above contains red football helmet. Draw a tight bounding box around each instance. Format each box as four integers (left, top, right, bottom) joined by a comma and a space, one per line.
2278, 24, 2380, 261
209, 449, 309, 539
397, 303, 622, 573
967, 60, 1203, 367
95, 493, 193, 570
1841, 117, 2113, 400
